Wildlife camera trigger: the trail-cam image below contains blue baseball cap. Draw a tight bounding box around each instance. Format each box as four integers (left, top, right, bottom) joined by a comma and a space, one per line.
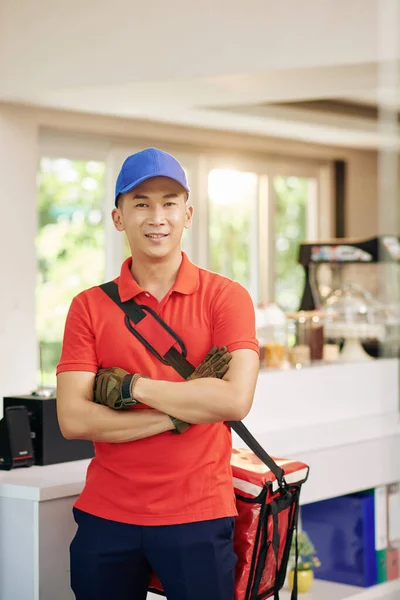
115, 147, 190, 205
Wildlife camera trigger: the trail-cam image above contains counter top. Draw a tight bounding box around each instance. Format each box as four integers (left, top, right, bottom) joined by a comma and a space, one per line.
1, 359, 399, 504
251, 358, 399, 433
0, 458, 91, 501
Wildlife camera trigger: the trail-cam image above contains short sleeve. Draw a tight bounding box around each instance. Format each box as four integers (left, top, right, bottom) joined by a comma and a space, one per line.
211, 281, 259, 355
56, 294, 99, 375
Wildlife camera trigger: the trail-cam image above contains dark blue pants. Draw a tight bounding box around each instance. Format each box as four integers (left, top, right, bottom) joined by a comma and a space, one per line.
70, 508, 237, 600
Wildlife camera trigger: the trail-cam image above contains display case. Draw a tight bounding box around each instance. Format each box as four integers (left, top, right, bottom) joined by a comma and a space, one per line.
298, 236, 400, 358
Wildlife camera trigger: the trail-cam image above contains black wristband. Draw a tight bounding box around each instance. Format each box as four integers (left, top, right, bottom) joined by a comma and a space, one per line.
121, 374, 139, 405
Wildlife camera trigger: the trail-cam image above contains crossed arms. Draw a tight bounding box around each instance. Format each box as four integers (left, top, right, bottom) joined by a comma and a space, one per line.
56, 349, 259, 444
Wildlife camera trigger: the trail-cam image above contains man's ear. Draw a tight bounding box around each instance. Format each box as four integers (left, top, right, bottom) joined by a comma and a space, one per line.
112, 208, 125, 232
184, 204, 194, 229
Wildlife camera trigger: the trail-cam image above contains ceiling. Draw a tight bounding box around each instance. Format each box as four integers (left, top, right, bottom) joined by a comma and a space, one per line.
1, 0, 399, 149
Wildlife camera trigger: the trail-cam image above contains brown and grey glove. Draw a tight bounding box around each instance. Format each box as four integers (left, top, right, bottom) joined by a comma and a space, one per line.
187, 346, 232, 381
94, 367, 143, 410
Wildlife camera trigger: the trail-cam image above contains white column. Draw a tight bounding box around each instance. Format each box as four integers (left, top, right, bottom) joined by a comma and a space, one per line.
0, 108, 39, 417
376, 1, 400, 364
377, 0, 400, 238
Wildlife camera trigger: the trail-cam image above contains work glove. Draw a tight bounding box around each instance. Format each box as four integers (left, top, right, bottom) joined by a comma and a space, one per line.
94, 367, 143, 410
187, 345, 232, 381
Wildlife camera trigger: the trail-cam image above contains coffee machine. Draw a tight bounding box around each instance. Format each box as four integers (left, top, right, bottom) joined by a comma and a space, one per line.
298, 235, 400, 358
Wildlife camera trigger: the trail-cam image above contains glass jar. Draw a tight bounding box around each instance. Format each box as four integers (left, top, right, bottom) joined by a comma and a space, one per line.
287, 312, 310, 367
309, 314, 324, 361
287, 310, 325, 365
259, 303, 289, 369
265, 308, 289, 369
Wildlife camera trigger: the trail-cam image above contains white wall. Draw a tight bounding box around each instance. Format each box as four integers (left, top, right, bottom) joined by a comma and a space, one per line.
0, 108, 38, 417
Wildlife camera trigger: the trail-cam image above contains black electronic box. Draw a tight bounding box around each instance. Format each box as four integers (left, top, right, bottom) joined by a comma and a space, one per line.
0, 405, 35, 470
3, 394, 94, 466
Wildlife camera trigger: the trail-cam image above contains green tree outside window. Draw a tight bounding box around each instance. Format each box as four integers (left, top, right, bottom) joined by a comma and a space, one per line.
274, 176, 308, 312
36, 158, 106, 386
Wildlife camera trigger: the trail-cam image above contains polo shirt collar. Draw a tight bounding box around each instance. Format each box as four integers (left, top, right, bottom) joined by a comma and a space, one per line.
117, 252, 199, 302
173, 252, 199, 295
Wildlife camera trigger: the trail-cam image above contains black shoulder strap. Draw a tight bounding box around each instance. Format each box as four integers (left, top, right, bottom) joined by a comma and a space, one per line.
100, 282, 194, 378
99, 281, 286, 486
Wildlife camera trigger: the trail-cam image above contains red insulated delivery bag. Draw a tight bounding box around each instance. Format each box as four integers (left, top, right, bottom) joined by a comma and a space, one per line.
231, 446, 309, 600
149, 437, 309, 600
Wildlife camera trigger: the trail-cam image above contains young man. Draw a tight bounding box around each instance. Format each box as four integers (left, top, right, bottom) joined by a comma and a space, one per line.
56, 147, 259, 600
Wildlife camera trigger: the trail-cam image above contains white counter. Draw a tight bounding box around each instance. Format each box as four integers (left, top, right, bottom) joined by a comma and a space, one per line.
1, 359, 399, 600
242, 358, 399, 439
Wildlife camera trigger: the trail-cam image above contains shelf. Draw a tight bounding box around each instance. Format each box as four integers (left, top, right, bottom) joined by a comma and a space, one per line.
278, 578, 400, 600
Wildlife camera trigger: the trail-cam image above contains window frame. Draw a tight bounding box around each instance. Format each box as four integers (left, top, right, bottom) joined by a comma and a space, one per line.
204, 156, 262, 300
262, 160, 334, 306
199, 153, 333, 304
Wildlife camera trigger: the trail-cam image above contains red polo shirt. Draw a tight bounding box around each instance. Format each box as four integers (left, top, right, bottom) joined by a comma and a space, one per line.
57, 253, 259, 526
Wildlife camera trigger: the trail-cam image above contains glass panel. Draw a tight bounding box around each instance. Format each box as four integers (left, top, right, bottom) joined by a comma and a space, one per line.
208, 169, 258, 294
36, 158, 106, 386
274, 176, 316, 312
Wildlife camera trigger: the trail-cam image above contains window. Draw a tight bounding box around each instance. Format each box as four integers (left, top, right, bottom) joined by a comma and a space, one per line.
273, 176, 318, 311
36, 158, 106, 386
208, 168, 259, 298
206, 161, 324, 309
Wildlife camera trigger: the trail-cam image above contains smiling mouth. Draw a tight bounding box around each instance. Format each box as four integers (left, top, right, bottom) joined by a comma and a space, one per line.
145, 233, 169, 239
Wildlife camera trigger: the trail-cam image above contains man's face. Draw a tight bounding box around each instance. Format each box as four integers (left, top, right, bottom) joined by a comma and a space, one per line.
112, 176, 193, 259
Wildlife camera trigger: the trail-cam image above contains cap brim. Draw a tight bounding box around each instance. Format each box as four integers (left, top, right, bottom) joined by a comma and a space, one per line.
117, 173, 190, 203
